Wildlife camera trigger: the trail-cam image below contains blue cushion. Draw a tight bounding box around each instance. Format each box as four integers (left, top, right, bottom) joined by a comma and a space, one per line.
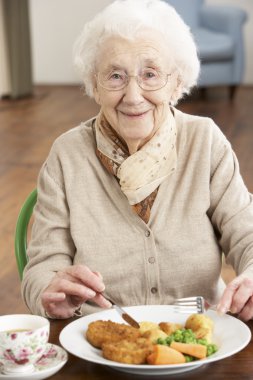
192, 28, 234, 62
164, 0, 203, 28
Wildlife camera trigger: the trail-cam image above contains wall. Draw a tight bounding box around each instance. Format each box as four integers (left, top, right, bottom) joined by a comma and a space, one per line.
206, 0, 253, 85
29, 0, 111, 84
29, 0, 253, 85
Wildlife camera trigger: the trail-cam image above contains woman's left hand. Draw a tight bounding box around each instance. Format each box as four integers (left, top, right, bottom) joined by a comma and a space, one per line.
217, 274, 253, 321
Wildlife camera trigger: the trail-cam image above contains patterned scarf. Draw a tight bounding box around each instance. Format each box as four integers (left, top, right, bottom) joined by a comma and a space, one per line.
94, 109, 177, 223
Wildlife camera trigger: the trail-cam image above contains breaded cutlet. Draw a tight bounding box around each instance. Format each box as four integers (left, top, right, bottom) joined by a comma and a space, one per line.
86, 320, 141, 348
102, 337, 153, 364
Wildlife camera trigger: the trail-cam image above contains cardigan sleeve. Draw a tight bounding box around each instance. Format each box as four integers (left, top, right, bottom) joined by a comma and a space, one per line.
21, 147, 75, 316
208, 138, 253, 279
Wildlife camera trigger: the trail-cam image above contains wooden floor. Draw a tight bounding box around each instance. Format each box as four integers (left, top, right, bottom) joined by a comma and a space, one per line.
0, 85, 252, 315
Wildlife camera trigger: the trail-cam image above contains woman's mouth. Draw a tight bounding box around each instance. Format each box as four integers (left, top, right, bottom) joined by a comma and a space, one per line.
119, 110, 149, 119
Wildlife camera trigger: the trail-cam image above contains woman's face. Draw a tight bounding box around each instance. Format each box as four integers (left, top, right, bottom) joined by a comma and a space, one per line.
93, 31, 180, 154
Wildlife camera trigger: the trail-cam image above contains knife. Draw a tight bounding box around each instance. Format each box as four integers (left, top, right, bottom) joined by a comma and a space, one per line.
103, 294, 140, 329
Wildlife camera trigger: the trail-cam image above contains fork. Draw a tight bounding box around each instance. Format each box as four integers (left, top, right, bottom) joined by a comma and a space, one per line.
173, 296, 216, 314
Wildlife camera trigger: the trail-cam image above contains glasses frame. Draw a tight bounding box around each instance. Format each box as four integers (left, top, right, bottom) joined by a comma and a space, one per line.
95, 72, 171, 92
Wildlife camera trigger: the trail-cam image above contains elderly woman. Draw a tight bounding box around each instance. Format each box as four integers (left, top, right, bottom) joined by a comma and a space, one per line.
22, 0, 253, 321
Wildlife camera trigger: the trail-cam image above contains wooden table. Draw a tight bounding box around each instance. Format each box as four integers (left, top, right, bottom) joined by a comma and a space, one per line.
48, 318, 253, 380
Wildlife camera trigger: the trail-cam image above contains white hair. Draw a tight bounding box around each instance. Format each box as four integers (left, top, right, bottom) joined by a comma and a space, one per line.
73, 0, 200, 102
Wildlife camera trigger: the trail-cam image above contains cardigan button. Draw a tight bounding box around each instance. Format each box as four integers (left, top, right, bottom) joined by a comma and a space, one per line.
148, 257, 155, 264
145, 230, 151, 237
151, 287, 158, 294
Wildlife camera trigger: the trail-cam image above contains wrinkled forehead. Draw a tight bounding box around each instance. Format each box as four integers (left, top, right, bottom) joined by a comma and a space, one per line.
95, 33, 172, 72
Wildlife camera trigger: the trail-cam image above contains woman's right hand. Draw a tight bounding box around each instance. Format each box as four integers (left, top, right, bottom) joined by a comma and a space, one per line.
41, 264, 112, 319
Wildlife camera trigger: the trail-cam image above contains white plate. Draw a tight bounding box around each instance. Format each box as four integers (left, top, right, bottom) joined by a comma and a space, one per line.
0, 344, 68, 380
59, 305, 251, 376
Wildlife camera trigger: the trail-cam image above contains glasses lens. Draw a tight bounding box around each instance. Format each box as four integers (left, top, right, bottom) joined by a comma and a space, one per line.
97, 71, 168, 91
139, 71, 168, 90
98, 72, 127, 90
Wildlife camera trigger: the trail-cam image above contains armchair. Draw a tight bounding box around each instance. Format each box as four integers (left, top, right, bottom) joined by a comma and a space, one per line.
164, 0, 247, 99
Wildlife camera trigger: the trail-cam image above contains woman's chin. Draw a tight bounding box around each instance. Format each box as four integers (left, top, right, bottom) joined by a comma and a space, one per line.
122, 123, 154, 139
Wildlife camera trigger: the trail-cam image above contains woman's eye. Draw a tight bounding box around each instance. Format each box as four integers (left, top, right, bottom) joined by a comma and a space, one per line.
110, 73, 123, 80
142, 71, 159, 80
146, 72, 155, 78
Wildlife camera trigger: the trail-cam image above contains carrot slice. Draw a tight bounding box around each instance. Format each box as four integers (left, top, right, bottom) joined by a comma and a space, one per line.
170, 341, 207, 359
147, 344, 186, 365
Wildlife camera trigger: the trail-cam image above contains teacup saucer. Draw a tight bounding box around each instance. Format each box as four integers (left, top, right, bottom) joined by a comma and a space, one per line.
0, 343, 68, 380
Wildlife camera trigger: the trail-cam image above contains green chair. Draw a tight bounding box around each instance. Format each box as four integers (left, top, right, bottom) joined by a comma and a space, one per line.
15, 189, 37, 280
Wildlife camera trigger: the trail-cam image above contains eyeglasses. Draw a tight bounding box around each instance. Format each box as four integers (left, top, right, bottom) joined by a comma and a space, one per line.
96, 70, 171, 91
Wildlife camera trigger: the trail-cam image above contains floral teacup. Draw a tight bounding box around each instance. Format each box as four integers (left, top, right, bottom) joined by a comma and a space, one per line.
0, 314, 50, 374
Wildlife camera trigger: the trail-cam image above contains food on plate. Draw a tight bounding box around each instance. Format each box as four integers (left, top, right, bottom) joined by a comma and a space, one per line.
85, 314, 218, 365
142, 328, 168, 343
139, 321, 160, 334
102, 337, 153, 364
157, 324, 218, 360
185, 314, 214, 343
159, 322, 183, 335
170, 341, 207, 359
147, 344, 186, 365
86, 320, 141, 348
139, 321, 180, 343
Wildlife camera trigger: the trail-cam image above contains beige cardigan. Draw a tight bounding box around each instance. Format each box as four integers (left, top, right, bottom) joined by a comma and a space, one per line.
21, 108, 253, 317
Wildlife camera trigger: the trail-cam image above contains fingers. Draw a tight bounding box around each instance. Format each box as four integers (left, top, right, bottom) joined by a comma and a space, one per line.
53, 265, 106, 301
41, 292, 72, 319
91, 293, 112, 308
93, 270, 103, 280
238, 296, 253, 321
41, 292, 66, 303
217, 275, 253, 321
63, 265, 105, 293
53, 276, 97, 299
217, 276, 241, 314
41, 289, 85, 319
229, 277, 253, 314
41, 264, 111, 319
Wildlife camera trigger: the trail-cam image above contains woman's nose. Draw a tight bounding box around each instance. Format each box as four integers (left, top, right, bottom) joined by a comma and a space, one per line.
122, 77, 144, 104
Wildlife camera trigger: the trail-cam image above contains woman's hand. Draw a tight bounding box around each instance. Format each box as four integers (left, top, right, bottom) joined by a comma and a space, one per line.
217, 274, 253, 321
41, 265, 112, 319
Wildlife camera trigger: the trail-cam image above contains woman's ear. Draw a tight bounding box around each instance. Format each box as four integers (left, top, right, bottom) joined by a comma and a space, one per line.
92, 75, 101, 105
170, 75, 183, 104
93, 83, 101, 105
